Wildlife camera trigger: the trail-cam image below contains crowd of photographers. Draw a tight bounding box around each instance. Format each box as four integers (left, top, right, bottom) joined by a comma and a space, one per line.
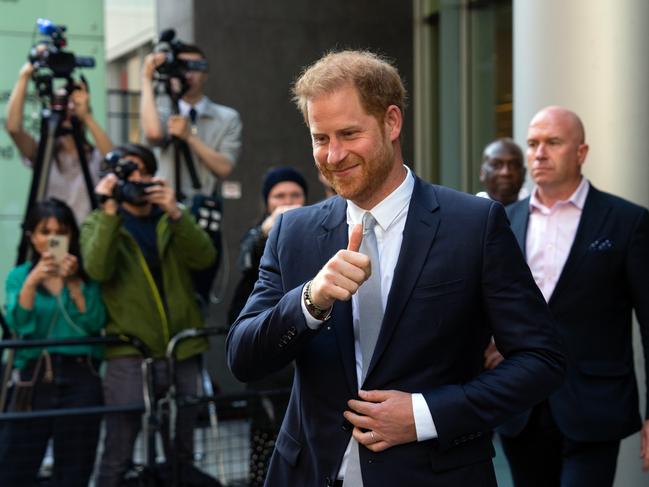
0, 30, 263, 486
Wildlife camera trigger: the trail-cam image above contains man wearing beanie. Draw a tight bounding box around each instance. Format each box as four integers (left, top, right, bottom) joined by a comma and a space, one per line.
230, 166, 309, 323
228, 166, 307, 486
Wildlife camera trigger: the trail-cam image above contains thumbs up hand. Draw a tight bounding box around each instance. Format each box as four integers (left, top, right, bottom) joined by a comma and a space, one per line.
309, 223, 372, 310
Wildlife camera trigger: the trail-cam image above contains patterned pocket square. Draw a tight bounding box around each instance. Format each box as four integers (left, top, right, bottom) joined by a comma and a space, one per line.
588, 239, 614, 251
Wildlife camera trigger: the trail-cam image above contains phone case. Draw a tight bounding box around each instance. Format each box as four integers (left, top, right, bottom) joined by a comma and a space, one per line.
48, 235, 69, 263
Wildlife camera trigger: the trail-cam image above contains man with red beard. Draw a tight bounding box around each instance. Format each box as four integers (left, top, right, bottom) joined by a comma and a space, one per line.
226, 50, 565, 487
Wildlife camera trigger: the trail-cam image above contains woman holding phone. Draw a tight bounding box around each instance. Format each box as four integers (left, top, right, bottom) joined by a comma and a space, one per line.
0, 198, 106, 487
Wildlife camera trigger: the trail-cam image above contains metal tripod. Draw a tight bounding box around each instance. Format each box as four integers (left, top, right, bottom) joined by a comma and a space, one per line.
16, 75, 97, 265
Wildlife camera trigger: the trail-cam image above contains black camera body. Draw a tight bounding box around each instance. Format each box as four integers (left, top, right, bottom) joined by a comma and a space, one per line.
29, 19, 95, 79
100, 152, 160, 206
113, 180, 159, 206
28, 19, 95, 115
154, 29, 207, 96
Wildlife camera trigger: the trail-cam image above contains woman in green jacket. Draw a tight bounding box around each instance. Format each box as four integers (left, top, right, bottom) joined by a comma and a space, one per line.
0, 198, 106, 487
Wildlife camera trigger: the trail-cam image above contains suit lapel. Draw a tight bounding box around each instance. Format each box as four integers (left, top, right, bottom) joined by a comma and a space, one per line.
549, 186, 610, 306
509, 199, 530, 257
316, 197, 358, 393
364, 178, 441, 383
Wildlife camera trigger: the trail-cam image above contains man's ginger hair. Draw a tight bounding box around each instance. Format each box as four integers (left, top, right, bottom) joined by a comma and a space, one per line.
292, 50, 407, 125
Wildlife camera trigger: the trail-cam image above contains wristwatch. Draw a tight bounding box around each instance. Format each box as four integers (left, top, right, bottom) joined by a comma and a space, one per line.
304, 280, 332, 321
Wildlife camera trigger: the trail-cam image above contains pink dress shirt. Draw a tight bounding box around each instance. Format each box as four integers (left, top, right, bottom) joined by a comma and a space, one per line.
526, 177, 590, 302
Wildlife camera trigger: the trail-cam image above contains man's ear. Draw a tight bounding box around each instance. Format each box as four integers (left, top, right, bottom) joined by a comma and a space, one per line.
577, 143, 589, 167
384, 105, 402, 142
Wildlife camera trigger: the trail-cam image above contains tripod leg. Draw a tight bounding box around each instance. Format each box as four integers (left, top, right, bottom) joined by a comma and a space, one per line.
168, 93, 202, 199
174, 139, 184, 201
172, 138, 202, 200
71, 117, 98, 210
17, 111, 60, 265
179, 140, 201, 191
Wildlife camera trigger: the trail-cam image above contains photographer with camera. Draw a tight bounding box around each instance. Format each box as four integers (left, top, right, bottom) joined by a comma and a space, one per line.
140, 38, 241, 302
141, 42, 241, 192
5, 61, 113, 225
80, 143, 216, 486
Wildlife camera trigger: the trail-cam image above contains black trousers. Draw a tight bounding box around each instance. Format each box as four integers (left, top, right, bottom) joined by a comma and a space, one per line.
0, 354, 103, 487
500, 401, 620, 487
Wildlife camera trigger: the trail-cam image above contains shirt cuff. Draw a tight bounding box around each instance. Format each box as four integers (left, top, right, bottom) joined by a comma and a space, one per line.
300, 284, 327, 330
412, 393, 438, 441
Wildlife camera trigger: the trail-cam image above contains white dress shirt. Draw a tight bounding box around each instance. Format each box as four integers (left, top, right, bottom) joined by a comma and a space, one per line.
300, 166, 437, 477
526, 177, 590, 302
178, 96, 208, 118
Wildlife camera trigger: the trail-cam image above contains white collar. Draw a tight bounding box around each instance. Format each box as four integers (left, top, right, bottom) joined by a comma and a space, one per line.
178, 97, 208, 118
346, 165, 414, 231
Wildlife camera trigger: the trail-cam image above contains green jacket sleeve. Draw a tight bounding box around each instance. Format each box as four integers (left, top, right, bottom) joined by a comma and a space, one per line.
4, 265, 36, 337
80, 210, 123, 282
166, 211, 216, 270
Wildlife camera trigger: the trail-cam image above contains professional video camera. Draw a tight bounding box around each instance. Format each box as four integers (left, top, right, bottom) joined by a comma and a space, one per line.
100, 152, 161, 206
28, 18, 96, 115
29, 18, 95, 79
154, 29, 208, 89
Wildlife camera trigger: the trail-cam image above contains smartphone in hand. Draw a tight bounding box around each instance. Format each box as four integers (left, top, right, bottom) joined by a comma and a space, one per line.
47, 235, 69, 264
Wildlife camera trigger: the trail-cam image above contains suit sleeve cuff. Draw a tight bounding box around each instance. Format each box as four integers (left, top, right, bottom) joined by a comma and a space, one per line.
412, 393, 438, 441
300, 284, 326, 330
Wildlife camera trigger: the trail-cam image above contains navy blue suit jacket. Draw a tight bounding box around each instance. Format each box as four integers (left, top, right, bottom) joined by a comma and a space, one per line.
500, 185, 649, 442
227, 177, 565, 486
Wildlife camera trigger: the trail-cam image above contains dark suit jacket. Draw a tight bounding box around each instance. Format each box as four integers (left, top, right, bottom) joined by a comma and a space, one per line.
500, 185, 649, 442
227, 177, 565, 487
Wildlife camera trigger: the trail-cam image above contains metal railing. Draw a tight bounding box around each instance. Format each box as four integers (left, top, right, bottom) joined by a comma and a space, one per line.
0, 327, 289, 486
